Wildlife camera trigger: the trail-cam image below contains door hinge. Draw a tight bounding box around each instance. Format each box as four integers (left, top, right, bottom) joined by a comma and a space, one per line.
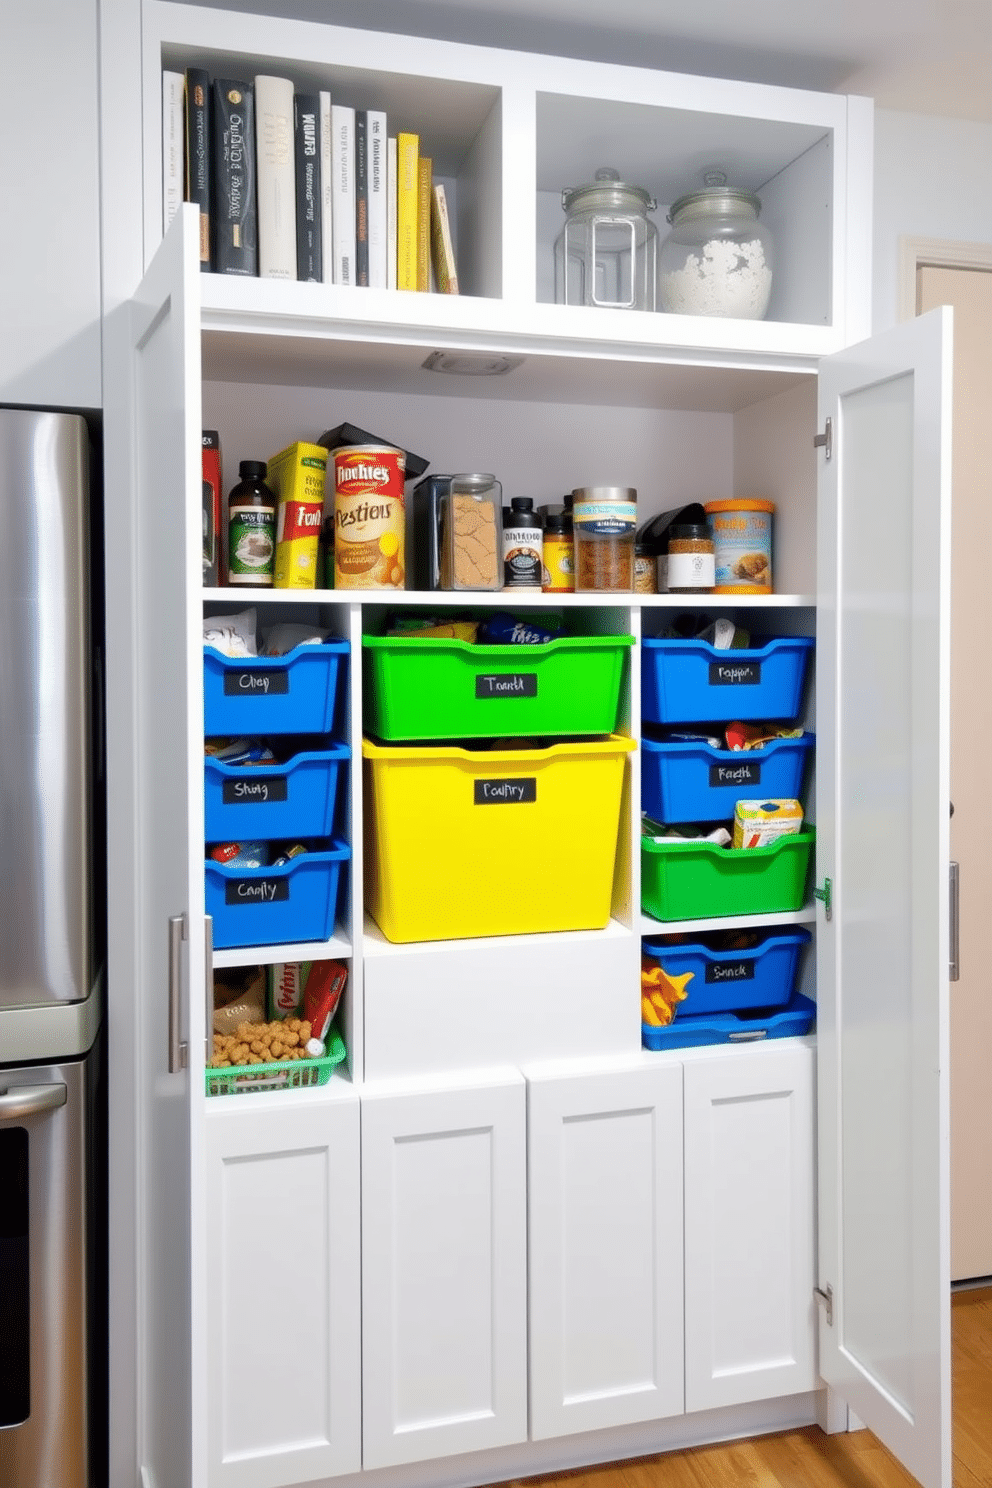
814, 416, 833, 461
814, 1283, 834, 1326
814, 877, 832, 920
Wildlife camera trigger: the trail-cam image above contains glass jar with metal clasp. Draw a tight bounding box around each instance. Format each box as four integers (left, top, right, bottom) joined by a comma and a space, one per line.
554, 167, 659, 311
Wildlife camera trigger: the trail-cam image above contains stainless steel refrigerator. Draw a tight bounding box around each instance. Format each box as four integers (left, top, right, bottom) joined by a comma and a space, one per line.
0, 408, 104, 1487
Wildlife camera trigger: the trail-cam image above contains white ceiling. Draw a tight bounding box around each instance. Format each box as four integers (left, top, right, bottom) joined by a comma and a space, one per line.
194, 0, 992, 121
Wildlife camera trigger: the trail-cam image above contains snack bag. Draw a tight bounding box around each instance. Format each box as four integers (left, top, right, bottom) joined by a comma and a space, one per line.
732, 798, 803, 850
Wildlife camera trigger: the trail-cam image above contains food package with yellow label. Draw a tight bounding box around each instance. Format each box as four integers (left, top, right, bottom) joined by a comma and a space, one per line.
732, 797, 803, 850
268, 441, 328, 589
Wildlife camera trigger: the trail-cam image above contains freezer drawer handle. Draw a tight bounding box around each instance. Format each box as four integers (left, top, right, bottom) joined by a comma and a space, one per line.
0, 1083, 68, 1121
168, 912, 188, 1073
949, 861, 960, 982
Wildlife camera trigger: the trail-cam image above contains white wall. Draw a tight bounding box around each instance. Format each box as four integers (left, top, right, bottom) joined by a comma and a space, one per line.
872, 109, 992, 331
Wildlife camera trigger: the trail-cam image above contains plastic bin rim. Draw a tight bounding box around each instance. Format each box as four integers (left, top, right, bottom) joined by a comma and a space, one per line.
204, 741, 351, 773
641, 829, 815, 857
204, 639, 350, 664
362, 734, 637, 761
205, 840, 351, 874
641, 732, 814, 756
642, 927, 813, 957
362, 633, 635, 654
641, 635, 814, 658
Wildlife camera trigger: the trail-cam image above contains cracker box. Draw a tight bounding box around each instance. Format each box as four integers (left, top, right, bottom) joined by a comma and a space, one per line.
733, 798, 804, 850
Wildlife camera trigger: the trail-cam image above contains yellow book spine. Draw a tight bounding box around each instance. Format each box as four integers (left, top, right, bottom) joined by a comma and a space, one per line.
268, 441, 328, 589
416, 156, 433, 292
396, 132, 419, 291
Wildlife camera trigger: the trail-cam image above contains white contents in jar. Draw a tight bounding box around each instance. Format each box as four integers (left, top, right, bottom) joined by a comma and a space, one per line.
661, 238, 772, 319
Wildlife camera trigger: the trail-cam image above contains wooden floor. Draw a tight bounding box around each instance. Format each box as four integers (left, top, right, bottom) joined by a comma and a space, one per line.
487, 1288, 992, 1488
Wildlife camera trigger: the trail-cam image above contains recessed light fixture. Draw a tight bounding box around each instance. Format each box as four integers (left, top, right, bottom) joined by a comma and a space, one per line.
421, 350, 524, 376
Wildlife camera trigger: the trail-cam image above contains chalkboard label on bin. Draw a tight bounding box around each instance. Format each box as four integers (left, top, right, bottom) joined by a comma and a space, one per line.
705, 959, 755, 984
475, 673, 538, 699
222, 777, 288, 805
474, 777, 537, 805
223, 668, 290, 696
709, 760, 761, 788
225, 877, 290, 905
708, 661, 761, 687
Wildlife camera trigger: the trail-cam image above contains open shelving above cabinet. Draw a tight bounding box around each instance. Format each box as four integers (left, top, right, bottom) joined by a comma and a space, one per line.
145, 1, 873, 372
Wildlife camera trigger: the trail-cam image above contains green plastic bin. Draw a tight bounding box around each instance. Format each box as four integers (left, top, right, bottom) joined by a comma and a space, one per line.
362, 633, 634, 740
641, 830, 815, 921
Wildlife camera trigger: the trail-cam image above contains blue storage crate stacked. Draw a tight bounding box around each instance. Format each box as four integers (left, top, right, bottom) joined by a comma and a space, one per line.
203, 630, 351, 950
640, 620, 815, 1047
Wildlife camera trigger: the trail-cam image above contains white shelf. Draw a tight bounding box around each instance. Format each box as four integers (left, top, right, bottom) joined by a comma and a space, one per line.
212, 925, 353, 969
203, 588, 815, 608
640, 904, 817, 937
362, 914, 633, 958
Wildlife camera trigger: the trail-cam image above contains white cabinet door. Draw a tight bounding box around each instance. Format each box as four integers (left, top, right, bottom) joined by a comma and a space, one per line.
361, 1073, 528, 1468
816, 307, 952, 1488
203, 1091, 362, 1488
683, 1043, 816, 1412
528, 1061, 684, 1438
105, 206, 204, 1488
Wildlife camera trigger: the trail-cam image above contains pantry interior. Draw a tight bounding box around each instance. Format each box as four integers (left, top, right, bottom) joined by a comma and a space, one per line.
47, 2, 956, 1487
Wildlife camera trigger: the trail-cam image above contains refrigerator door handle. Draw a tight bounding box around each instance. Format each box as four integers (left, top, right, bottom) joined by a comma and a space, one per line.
204, 915, 214, 1065
0, 1082, 68, 1121
168, 912, 188, 1073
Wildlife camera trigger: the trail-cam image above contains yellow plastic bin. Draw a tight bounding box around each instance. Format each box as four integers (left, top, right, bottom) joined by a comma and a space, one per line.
362, 735, 635, 942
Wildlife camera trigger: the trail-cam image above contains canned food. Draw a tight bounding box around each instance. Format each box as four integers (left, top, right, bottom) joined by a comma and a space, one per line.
704, 498, 774, 593
332, 443, 406, 589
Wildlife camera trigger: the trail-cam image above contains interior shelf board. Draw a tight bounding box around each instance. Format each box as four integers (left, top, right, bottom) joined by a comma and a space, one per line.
212, 927, 352, 969
362, 915, 633, 958
640, 904, 817, 937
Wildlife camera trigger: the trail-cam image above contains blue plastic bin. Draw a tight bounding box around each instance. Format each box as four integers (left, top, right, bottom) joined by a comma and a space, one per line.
204, 742, 350, 842
641, 636, 814, 724
205, 840, 350, 949
641, 991, 816, 1050
643, 928, 811, 1016
641, 733, 814, 823
204, 640, 349, 736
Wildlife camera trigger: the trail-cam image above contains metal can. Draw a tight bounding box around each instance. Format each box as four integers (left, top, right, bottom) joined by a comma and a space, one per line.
704, 498, 774, 593
332, 443, 406, 589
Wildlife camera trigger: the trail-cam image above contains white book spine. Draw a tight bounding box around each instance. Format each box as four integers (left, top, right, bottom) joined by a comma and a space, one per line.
367, 110, 388, 289
331, 104, 356, 286
255, 74, 297, 279
319, 90, 334, 283
386, 135, 397, 291
162, 70, 184, 235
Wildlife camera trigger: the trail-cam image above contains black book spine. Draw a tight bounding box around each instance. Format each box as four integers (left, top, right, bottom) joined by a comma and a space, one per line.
355, 109, 369, 286
185, 68, 212, 270
212, 79, 257, 276
294, 92, 322, 281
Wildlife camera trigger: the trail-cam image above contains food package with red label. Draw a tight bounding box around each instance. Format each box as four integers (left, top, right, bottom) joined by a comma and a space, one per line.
303, 959, 348, 1043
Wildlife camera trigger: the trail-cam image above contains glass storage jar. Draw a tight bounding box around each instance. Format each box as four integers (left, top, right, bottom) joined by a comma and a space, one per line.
658, 173, 774, 320
554, 168, 658, 311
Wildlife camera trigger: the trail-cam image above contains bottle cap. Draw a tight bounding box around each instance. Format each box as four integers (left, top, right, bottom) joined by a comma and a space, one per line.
671, 522, 711, 540
510, 496, 535, 513
239, 460, 268, 478
543, 510, 572, 535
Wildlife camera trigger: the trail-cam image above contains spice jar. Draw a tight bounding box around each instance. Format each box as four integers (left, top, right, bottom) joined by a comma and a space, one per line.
541, 507, 574, 593
666, 522, 715, 594
634, 539, 657, 594
554, 168, 659, 312
659, 172, 774, 320
572, 486, 637, 592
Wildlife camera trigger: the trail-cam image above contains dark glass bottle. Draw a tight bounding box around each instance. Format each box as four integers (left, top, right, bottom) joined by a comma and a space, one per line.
227, 460, 276, 587
502, 496, 543, 589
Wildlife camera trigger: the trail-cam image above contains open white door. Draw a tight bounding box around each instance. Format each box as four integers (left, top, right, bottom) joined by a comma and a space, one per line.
815, 307, 952, 1488
105, 206, 204, 1488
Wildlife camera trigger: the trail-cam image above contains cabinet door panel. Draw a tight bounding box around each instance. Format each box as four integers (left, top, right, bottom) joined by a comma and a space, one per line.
361, 1076, 527, 1468
528, 1062, 684, 1438
204, 1095, 361, 1488
683, 1043, 816, 1411
817, 308, 952, 1488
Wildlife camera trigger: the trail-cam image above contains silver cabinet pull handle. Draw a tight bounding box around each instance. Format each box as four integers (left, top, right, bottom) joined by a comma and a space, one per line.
204, 914, 214, 1065
168, 912, 188, 1073
0, 1083, 68, 1121
949, 861, 960, 982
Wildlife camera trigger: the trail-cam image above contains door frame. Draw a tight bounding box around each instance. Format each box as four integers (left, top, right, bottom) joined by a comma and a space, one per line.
898, 236, 992, 322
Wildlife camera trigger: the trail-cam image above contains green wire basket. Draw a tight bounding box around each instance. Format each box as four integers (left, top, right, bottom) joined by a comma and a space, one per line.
205, 1027, 346, 1097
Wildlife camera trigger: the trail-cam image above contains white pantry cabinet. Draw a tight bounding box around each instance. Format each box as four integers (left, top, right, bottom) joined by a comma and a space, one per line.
102, 8, 953, 1488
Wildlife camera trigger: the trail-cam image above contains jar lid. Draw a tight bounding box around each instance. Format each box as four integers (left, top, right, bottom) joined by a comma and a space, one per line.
562, 167, 657, 217
239, 460, 267, 478
704, 498, 775, 514
543, 510, 572, 535
572, 486, 637, 503
670, 523, 711, 540
667, 181, 762, 227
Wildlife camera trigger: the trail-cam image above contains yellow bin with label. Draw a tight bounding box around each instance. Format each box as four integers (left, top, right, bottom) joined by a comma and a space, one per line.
362, 735, 635, 942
